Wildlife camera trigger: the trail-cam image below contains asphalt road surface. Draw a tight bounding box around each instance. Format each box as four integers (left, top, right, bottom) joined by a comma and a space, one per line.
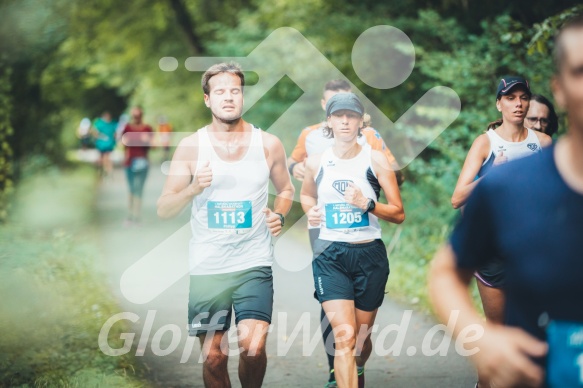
94, 157, 476, 388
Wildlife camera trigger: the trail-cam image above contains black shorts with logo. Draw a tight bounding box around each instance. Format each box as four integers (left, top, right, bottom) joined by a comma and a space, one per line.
312, 239, 389, 312
188, 266, 273, 336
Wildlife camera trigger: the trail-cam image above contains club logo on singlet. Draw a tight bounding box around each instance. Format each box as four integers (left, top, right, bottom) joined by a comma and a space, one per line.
527, 143, 539, 152
332, 180, 353, 195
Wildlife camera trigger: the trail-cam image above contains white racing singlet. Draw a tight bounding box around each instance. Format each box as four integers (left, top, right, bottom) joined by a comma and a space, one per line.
316, 145, 381, 243
189, 126, 273, 275
304, 127, 385, 231
478, 128, 542, 177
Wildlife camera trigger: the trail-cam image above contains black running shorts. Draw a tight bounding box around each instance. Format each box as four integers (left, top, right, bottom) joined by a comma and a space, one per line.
474, 256, 505, 288
312, 239, 389, 311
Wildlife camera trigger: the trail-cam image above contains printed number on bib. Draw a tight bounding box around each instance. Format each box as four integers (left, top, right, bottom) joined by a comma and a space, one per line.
546, 320, 583, 387
208, 201, 252, 231
325, 203, 369, 229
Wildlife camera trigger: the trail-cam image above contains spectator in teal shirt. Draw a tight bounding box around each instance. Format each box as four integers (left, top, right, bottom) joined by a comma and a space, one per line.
93, 111, 117, 176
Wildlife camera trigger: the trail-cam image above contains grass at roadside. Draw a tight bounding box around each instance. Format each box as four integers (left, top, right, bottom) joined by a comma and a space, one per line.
382, 182, 483, 315
0, 163, 150, 387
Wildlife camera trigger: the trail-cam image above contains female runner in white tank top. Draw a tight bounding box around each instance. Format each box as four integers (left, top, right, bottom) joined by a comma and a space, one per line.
450, 76, 552, 388
301, 93, 404, 388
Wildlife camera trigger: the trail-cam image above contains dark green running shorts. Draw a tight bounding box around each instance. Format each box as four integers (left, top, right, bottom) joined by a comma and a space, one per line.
312, 239, 389, 311
188, 266, 273, 336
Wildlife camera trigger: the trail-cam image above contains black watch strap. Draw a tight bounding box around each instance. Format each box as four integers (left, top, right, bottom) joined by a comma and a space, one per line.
275, 212, 285, 227
366, 199, 376, 213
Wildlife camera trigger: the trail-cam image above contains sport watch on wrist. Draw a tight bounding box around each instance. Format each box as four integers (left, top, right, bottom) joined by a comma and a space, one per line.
275, 212, 285, 227
365, 199, 376, 213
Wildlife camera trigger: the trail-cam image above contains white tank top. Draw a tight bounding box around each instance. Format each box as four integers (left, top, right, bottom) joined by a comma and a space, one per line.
316, 145, 381, 242
478, 128, 542, 177
189, 126, 273, 275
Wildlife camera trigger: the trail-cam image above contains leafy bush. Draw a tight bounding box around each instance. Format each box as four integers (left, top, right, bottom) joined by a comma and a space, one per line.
0, 65, 14, 223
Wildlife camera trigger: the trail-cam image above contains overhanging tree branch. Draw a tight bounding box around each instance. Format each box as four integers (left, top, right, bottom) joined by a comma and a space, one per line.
168, 0, 204, 55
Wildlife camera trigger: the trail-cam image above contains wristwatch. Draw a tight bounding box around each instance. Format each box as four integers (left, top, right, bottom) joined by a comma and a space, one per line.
365, 198, 376, 213
275, 212, 285, 227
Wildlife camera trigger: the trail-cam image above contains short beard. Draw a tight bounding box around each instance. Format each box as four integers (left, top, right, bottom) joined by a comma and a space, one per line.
213, 113, 241, 125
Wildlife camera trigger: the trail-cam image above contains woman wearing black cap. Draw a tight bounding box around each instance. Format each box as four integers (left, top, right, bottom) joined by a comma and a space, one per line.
300, 92, 404, 388
450, 76, 551, 388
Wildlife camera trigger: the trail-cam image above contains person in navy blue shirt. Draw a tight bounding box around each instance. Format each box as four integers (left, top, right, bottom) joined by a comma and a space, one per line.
429, 14, 583, 388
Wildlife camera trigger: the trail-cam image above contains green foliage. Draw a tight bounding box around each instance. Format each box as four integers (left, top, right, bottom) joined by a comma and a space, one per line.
378, 11, 560, 309
0, 0, 579, 310
0, 65, 14, 223
0, 166, 149, 387
0, 0, 68, 166
528, 4, 583, 55
204, 6, 570, 311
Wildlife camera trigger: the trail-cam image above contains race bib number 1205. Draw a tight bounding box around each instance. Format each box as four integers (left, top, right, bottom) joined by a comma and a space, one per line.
325, 203, 369, 230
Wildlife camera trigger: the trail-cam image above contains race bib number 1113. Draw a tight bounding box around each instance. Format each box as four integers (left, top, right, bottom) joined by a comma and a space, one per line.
207, 201, 252, 230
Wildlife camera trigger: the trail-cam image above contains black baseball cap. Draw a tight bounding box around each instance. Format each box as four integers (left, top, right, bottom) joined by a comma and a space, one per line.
496, 76, 531, 99
325, 92, 364, 117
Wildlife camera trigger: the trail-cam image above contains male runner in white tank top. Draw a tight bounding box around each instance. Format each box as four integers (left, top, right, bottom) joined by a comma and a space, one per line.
157, 62, 294, 388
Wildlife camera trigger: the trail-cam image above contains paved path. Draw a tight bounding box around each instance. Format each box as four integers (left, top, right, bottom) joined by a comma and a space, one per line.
94, 157, 476, 387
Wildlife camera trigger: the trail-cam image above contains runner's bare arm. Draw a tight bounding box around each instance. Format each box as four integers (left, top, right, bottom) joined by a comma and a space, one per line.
157, 135, 205, 219
288, 130, 309, 181
429, 245, 547, 387
287, 155, 306, 182
300, 155, 323, 226
369, 150, 405, 224
264, 133, 294, 216
289, 128, 309, 164
535, 131, 553, 147
262, 133, 294, 236
287, 155, 300, 165
451, 134, 490, 209
363, 127, 399, 169
300, 155, 319, 211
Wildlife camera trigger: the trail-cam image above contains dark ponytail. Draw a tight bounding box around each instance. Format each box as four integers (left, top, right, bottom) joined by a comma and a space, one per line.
487, 118, 503, 131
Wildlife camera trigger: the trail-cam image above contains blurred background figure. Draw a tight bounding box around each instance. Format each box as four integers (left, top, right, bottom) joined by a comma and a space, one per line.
120, 106, 153, 226
76, 117, 93, 150
157, 114, 173, 162
92, 111, 118, 177
116, 113, 130, 139
526, 94, 559, 138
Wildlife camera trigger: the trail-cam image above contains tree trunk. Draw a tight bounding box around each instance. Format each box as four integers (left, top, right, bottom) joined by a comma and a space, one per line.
168, 0, 204, 55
